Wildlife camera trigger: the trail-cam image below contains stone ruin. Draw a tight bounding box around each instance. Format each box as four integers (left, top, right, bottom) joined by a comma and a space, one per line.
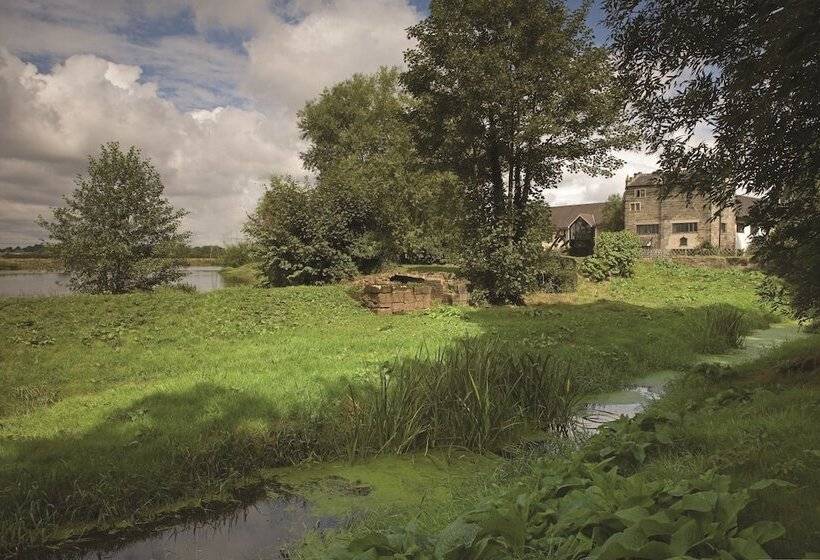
360, 273, 469, 314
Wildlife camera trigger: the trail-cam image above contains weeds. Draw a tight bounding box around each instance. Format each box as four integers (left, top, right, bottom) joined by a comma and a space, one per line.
700, 304, 749, 352
342, 338, 585, 456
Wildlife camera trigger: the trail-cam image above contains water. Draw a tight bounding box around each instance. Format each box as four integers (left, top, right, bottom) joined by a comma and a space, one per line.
0, 267, 224, 297
73, 495, 338, 560
580, 322, 808, 430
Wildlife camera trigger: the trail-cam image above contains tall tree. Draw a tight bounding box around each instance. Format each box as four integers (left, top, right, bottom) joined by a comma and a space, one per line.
298, 67, 462, 264
601, 193, 625, 231
403, 0, 634, 236
605, 0, 820, 320
38, 142, 189, 293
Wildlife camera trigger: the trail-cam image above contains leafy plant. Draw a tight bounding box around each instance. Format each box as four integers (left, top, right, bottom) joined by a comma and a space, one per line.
461, 225, 545, 305
334, 457, 791, 560
581, 231, 641, 282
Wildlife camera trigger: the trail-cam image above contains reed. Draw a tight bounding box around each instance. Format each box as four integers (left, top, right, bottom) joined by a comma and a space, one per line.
342, 338, 585, 456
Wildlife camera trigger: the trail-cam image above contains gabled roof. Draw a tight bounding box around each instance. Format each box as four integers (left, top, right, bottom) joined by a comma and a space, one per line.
550, 202, 606, 229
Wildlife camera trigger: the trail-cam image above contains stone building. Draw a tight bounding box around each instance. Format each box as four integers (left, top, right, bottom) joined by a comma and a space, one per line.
624, 172, 756, 253
549, 172, 757, 254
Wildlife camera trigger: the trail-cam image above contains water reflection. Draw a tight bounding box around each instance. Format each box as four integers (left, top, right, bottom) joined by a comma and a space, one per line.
75, 495, 338, 560
0, 267, 224, 297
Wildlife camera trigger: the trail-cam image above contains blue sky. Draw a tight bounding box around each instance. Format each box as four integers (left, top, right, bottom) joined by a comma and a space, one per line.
0, 0, 653, 246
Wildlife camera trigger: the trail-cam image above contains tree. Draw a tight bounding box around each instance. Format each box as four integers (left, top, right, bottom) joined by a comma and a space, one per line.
245, 175, 358, 286
605, 0, 820, 320
403, 0, 634, 235
38, 142, 189, 293
402, 0, 633, 302
298, 67, 462, 265
601, 193, 624, 231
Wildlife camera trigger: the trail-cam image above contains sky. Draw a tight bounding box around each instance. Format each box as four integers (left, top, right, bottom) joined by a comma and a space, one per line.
0, 0, 658, 247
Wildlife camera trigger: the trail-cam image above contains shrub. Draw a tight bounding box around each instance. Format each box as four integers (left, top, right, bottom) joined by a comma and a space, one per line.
535, 253, 578, 293
461, 227, 543, 305
580, 231, 642, 282
700, 304, 748, 353
220, 242, 255, 268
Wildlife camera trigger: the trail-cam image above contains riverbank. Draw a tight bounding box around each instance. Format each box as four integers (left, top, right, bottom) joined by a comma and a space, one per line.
0, 261, 778, 555
310, 328, 818, 559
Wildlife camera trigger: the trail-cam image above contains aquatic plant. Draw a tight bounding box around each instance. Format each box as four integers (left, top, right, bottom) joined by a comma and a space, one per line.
342, 338, 585, 456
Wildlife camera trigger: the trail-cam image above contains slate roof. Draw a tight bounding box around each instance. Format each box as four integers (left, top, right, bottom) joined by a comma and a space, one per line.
550, 202, 607, 229
626, 172, 662, 187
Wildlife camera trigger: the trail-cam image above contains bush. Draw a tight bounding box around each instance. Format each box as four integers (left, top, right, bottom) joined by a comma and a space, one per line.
700, 304, 749, 353
580, 231, 642, 282
461, 227, 543, 304
220, 242, 255, 268
343, 337, 584, 455
535, 253, 578, 293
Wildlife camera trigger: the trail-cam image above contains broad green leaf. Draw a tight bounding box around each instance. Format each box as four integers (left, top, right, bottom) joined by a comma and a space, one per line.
738, 521, 785, 545
730, 537, 771, 560
669, 518, 701, 556
674, 491, 718, 512
749, 479, 797, 491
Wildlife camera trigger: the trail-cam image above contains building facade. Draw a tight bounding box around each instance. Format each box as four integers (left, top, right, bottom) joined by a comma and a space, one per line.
624, 172, 754, 253
549, 172, 757, 254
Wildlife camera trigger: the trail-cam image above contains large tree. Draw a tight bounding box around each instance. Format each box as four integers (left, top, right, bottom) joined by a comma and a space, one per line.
402, 0, 634, 235
605, 0, 820, 320
298, 67, 462, 264
39, 142, 189, 293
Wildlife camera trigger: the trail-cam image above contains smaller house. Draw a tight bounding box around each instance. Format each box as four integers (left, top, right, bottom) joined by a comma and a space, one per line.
548, 202, 607, 254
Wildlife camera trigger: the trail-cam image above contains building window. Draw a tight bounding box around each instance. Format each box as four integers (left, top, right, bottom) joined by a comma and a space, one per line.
679, 237, 688, 247
629, 202, 642, 211
634, 189, 646, 198
636, 224, 659, 235
672, 222, 698, 233
720, 223, 727, 233
736, 224, 745, 233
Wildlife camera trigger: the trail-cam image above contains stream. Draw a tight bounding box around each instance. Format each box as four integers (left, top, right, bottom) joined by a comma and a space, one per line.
61, 323, 807, 560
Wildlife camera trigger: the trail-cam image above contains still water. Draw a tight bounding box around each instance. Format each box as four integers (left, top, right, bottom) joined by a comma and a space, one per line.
0, 267, 224, 297
74, 495, 338, 560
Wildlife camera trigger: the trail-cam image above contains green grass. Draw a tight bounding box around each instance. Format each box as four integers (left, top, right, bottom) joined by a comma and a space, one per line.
643, 335, 820, 556
0, 261, 776, 553
220, 262, 263, 286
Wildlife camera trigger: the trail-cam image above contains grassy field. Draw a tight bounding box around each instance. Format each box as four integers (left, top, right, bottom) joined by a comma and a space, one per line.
0, 261, 775, 553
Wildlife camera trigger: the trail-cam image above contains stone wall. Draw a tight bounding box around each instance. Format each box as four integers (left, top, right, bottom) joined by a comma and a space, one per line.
360, 274, 469, 314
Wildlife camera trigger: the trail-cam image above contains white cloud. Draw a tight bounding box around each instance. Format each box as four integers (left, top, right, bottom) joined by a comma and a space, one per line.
0, 0, 662, 246
0, 49, 296, 245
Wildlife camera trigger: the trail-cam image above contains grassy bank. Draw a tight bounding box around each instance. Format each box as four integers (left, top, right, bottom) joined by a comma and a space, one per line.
0, 262, 774, 554
318, 334, 819, 559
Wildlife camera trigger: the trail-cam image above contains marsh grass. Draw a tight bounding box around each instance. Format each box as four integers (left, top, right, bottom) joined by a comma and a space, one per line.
343, 338, 585, 456
700, 304, 750, 352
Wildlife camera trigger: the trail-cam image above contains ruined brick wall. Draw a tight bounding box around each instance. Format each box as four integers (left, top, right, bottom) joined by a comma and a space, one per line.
361, 275, 469, 314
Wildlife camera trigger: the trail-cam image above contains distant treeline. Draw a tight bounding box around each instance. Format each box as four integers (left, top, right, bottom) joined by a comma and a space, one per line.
1, 244, 227, 259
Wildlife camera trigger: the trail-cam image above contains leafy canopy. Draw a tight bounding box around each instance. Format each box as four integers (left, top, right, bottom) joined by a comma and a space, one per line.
298, 67, 462, 265
403, 0, 634, 229
38, 142, 189, 294
605, 0, 820, 320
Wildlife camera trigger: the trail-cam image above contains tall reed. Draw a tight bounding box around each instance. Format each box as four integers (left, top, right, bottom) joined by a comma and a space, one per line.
341, 338, 585, 456
700, 304, 748, 353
